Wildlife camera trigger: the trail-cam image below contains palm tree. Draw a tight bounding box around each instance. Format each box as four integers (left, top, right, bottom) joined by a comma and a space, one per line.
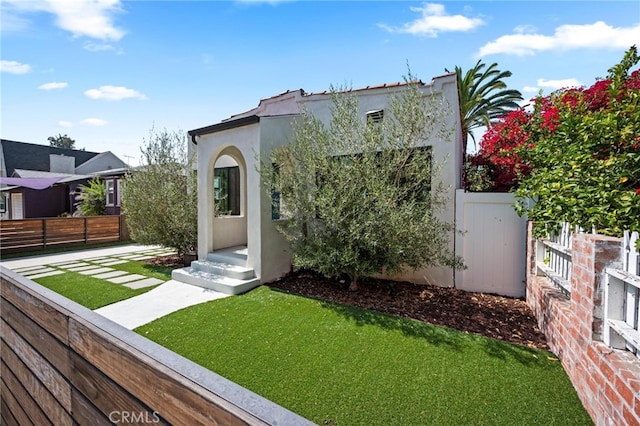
447, 60, 523, 153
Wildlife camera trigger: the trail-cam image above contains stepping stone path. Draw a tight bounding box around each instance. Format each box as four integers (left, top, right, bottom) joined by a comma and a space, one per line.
15, 247, 177, 290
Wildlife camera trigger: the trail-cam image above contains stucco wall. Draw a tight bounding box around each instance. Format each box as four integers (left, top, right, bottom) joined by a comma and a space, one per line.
195, 123, 259, 268
300, 74, 463, 287
195, 73, 462, 287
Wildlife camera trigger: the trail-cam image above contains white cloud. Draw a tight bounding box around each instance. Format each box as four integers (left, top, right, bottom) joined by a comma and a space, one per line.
84, 85, 147, 101
379, 3, 484, 37
38, 82, 68, 90
58, 120, 73, 128
83, 41, 124, 54
478, 21, 640, 56
3, 0, 125, 41
82, 118, 108, 126
0, 60, 31, 74
522, 86, 540, 93
537, 78, 581, 90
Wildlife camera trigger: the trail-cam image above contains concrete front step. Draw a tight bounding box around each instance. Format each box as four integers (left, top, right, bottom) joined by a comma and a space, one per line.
171, 267, 260, 295
190, 260, 255, 280
207, 247, 248, 267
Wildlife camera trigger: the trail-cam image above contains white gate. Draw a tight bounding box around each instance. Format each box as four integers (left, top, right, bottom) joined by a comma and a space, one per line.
454, 190, 528, 297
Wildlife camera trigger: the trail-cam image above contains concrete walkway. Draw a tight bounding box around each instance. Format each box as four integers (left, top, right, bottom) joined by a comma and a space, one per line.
1, 244, 229, 329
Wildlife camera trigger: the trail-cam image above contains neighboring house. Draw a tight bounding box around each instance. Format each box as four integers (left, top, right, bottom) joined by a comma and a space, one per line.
0, 139, 128, 219
174, 73, 464, 294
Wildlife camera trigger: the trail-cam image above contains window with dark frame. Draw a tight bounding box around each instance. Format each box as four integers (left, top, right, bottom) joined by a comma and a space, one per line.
214, 166, 240, 215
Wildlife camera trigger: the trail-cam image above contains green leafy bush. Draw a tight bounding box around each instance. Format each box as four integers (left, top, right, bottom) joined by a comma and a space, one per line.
75, 177, 106, 216
121, 129, 197, 256
515, 46, 640, 237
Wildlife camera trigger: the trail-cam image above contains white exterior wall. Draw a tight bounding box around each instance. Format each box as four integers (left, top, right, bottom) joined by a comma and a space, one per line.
195, 73, 463, 288
454, 190, 528, 297
195, 123, 260, 272
257, 116, 298, 282
301, 74, 463, 287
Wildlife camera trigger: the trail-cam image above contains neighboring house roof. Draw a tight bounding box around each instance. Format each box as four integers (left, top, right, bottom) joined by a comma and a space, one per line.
75, 151, 127, 174
0, 139, 100, 177
0, 139, 129, 191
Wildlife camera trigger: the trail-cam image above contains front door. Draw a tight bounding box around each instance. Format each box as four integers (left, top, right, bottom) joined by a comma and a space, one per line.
10, 193, 23, 219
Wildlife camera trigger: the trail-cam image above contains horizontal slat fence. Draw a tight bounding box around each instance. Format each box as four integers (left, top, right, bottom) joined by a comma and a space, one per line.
0, 268, 312, 426
0, 216, 126, 254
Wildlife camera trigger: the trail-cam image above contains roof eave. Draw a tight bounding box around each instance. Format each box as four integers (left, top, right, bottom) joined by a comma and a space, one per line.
188, 115, 260, 143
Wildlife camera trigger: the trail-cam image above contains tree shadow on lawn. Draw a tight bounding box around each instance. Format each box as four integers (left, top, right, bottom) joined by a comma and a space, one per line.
320, 300, 548, 366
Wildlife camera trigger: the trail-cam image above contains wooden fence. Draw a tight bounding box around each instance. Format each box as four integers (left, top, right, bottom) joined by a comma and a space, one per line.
0, 216, 128, 254
0, 267, 312, 425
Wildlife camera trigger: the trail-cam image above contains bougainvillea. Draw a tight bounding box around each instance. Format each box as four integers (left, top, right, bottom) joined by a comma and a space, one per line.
472, 45, 640, 237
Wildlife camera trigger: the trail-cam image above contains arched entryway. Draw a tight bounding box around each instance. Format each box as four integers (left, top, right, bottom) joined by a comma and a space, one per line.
210, 146, 248, 251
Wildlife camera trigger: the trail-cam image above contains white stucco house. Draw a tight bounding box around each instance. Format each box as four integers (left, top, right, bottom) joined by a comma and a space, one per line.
172, 72, 466, 294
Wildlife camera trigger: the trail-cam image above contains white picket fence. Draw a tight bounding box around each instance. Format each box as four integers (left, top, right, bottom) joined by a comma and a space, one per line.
535, 223, 581, 295
604, 231, 640, 356
535, 224, 640, 356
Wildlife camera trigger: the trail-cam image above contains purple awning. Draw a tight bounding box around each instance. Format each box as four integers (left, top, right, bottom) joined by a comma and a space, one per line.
0, 177, 63, 190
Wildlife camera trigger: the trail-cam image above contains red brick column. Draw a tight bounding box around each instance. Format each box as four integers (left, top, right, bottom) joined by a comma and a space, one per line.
526, 222, 640, 425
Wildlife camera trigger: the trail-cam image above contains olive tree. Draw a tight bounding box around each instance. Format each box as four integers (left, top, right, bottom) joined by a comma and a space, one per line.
262, 75, 463, 291
121, 129, 197, 257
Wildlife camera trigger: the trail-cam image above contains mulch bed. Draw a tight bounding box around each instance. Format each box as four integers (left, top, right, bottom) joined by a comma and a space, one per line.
145, 255, 549, 350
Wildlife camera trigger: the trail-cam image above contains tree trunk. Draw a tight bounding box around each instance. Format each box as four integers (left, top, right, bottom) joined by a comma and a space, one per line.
348, 275, 358, 292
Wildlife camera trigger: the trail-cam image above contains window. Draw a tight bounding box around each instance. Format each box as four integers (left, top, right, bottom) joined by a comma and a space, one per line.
214, 166, 240, 215
271, 163, 282, 220
105, 179, 115, 206
366, 109, 384, 124
116, 179, 122, 206
0, 194, 5, 213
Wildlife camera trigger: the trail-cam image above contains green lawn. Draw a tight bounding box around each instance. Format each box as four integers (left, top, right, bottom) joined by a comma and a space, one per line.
136, 286, 592, 425
33, 260, 172, 310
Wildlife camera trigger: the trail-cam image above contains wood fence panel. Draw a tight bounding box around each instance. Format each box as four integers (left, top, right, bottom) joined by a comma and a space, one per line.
2, 298, 71, 377
71, 352, 170, 425
0, 345, 71, 426
0, 395, 19, 426
0, 374, 31, 426
0, 219, 44, 250
1, 318, 72, 411
70, 389, 116, 426
0, 216, 127, 254
86, 216, 120, 243
45, 218, 86, 246
0, 269, 313, 426
68, 319, 254, 426
0, 359, 52, 426
1, 281, 69, 343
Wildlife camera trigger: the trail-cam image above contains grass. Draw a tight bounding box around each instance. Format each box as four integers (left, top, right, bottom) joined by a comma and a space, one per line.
33, 260, 173, 310
136, 286, 592, 425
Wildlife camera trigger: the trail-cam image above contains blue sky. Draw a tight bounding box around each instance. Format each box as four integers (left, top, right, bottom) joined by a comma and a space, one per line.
2, 1, 639, 165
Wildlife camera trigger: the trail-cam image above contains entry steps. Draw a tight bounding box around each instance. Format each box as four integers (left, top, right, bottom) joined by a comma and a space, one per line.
171, 246, 260, 295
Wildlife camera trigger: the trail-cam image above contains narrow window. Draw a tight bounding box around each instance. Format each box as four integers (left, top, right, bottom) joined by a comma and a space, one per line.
116, 179, 122, 206
271, 163, 281, 220
105, 180, 115, 206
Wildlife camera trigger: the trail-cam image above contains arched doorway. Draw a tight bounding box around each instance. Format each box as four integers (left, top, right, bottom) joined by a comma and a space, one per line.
210, 146, 247, 251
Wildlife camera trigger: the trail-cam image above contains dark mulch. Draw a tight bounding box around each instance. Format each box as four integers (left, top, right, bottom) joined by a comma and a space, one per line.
144, 255, 549, 350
